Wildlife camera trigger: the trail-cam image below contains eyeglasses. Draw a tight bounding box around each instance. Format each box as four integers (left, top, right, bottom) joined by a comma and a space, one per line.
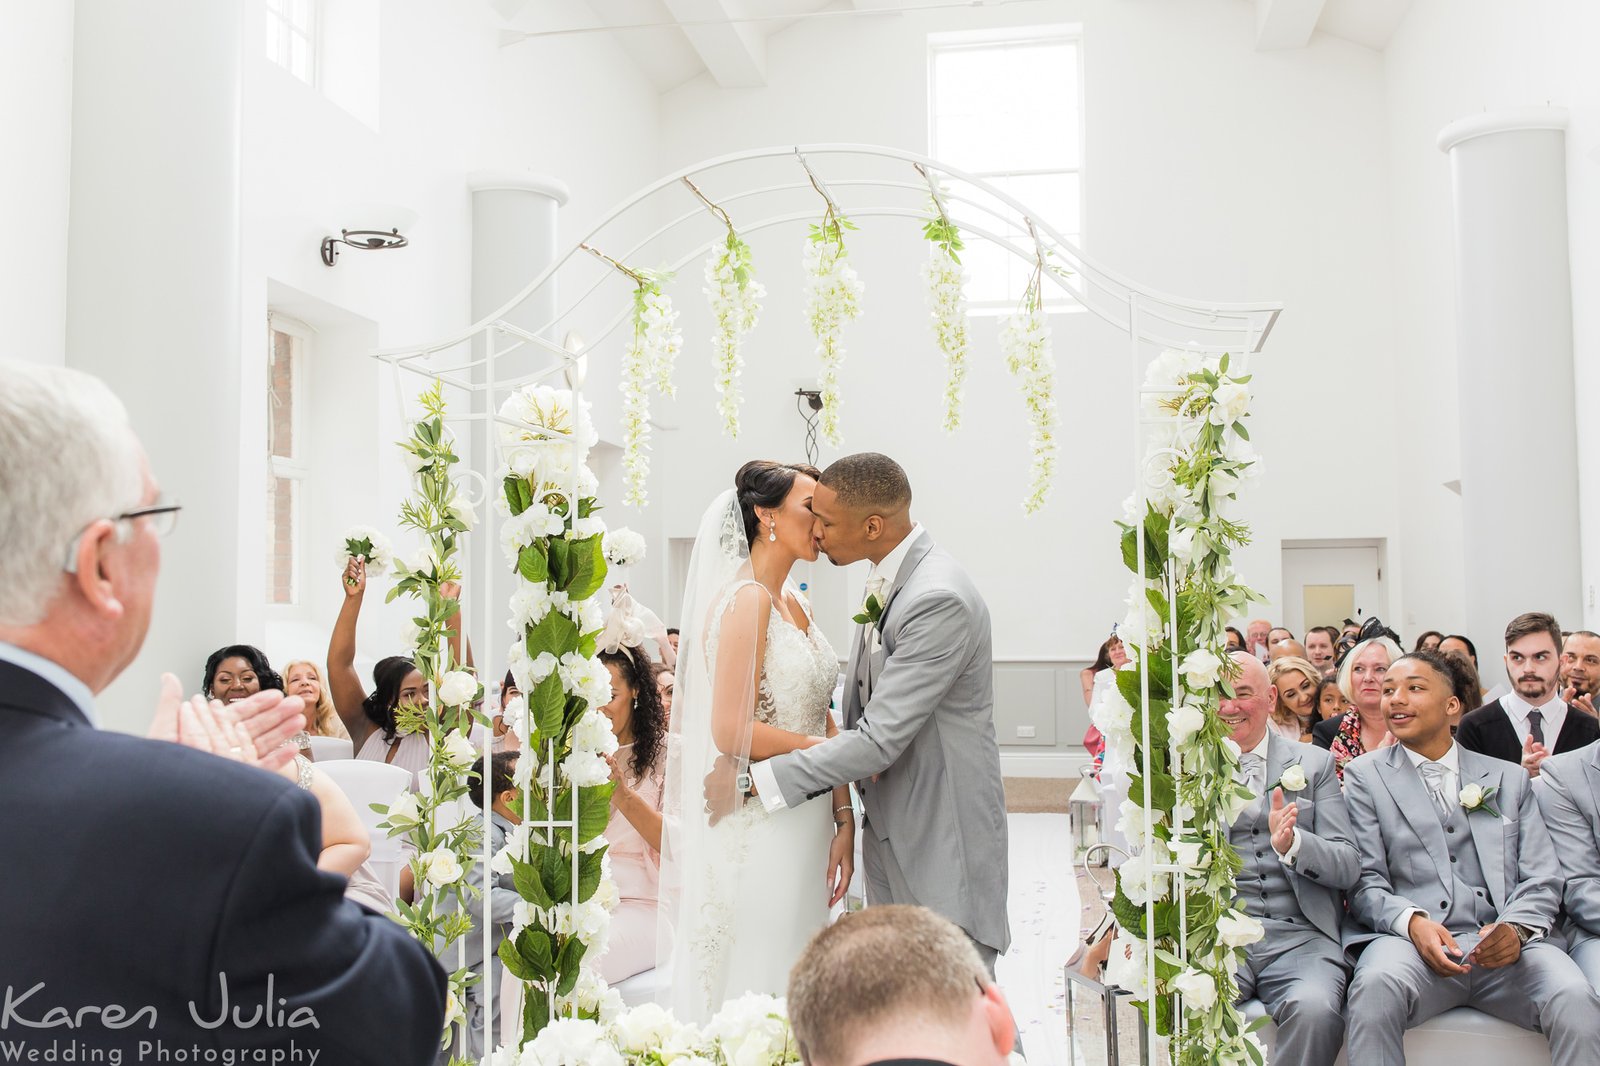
63, 499, 183, 573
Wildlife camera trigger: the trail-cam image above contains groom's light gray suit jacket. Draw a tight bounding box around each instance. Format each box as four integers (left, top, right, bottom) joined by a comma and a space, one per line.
1340, 743, 1562, 956
1532, 740, 1600, 951
765, 530, 1011, 953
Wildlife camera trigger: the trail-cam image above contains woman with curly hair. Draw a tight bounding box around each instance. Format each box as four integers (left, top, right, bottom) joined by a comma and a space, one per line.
596, 642, 667, 984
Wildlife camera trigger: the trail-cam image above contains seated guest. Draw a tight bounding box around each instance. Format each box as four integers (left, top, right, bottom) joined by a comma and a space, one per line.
1306, 627, 1337, 675
1533, 740, 1600, 992
1248, 618, 1273, 662
654, 662, 675, 720
1316, 676, 1351, 727
1269, 655, 1322, 742
493, 670, 522, 752
327, 559, 477, 785
1341, 619, 1363, 640
787, 905, 1016, 1066
596, 643, 667, 984
1312, 618, 1402, 779
1079, 632, 1125, 708
1457, 612, 1599, 777
1269, 626, 1295, 647
666, 626, 680, 656
1414, 630, 1445, 653
1226, 626, 1246, 653
1440, 633, 1490, 703
282, 659, 350, 740
1269, 638, 1309, 663
1560, 630, 1600, 714
1223, 653, 1358, 1066
1342, 649, 1600, 1066
450, 752, 522, 1062
202, 643, 282, 704
0, 358, 444, 1062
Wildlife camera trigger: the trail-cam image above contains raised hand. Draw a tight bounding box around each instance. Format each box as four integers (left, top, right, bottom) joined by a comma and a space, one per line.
1521, 733, 1550, 777
440, 579, 461, 603
1268, 788, 1298, 855
342, 555, 367, 597
150, 674, 305, 773
1408, 913, 1470, 977
1470, 922, 1522, 969
1572, 691, 1597, 718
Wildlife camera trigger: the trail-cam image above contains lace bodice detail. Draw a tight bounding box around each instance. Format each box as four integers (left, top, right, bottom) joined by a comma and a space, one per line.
706, 583, 837, 738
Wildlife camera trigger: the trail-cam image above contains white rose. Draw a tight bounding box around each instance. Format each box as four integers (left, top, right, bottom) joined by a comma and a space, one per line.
1117, 798, 1150, 843
1459, 783, 1484, 809
1104, 934, 1151, 997
384, 791, 421, 827
1216, 910, 1266, 949
440, 729, 478, 770
1178, 648, 1224, 691
1171, 968, 1217, 1010
447, 489, 477, 532
420, 848, 463, 889
444, 989, 463, 1029
612, 1003, 679, 1053
1279, 764, 1309, 793
1172, 839, 1209, 872
438, 671, 478, 708
398, 442, 431, 475
1169, 701, 1208, 747
400, 618, 426, 652
1209, 380, 1251, 426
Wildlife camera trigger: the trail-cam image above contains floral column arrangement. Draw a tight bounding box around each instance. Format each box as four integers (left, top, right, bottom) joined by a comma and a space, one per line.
375, 381, 488, 1064
493, 382, 624, 1042
1092, 349, 1270, 1066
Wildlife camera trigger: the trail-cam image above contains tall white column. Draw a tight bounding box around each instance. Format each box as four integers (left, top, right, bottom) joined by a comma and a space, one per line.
1438, 108, 1581, 657
465, 172, 569, 683
65, 0, 245, 730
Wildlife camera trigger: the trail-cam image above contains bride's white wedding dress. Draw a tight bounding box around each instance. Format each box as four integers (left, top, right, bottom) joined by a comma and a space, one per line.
684, 584, 838, 1013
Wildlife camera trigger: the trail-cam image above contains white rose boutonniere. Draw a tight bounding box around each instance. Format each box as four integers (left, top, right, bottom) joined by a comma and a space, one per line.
1459, 782, 1501, 817
1267, 761, 1308, 794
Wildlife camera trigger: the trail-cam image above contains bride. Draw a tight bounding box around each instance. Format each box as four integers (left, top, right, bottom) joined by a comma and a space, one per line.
658, 460, 854, 1021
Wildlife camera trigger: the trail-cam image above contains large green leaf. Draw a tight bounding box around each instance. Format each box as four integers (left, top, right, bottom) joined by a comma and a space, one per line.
563, 535, 607, 601
547, 538, 571, 588
498, 930, 551, 982
539, 840, 572, 904
576, 783, 615, 844
520, 984, 551, 1045
511, 854, 553, 910
526, 609, 580, 661
577, 845, 608, 904
554, 938, 588, 997
528, 672, 566, 743
518, 542, 550, 585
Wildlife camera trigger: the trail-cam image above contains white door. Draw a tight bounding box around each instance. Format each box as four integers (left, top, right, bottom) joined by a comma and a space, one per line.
1280, 543, 1386, 638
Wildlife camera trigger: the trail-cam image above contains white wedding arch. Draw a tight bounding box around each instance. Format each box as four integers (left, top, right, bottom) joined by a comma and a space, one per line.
371, 144, 1284, 1062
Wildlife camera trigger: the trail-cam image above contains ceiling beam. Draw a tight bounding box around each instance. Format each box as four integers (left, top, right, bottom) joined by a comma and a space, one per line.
663, 0, 767, 87
1253, 0, 1328, 50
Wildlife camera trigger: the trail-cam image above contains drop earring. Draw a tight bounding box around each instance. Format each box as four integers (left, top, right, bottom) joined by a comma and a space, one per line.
768, 520, 777, 542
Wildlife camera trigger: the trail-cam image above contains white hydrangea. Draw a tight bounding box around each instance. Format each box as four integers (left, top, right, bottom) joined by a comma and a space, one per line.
518, 1017, 623, 1066
561, 750, 612, 788
559, 653, 613, 709
571, 709, 620, 758
603, 527, 647, 568
704, 993, 792, 1066
509, 582, 556, 631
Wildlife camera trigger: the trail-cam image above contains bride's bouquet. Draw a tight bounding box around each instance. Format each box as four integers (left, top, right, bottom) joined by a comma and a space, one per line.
338, 526, 394, 584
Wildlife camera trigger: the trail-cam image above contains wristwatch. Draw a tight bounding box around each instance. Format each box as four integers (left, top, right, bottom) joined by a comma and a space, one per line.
736, 771, 753, 796
1509, 923, 1536, 945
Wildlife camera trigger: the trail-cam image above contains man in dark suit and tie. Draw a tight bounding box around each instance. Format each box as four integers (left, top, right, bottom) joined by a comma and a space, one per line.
1456, 612, 1599, 776
0, 360, 445, 1063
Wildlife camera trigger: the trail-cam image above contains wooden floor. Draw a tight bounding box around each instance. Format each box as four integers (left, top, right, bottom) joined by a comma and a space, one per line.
1004, 776, 1070, 813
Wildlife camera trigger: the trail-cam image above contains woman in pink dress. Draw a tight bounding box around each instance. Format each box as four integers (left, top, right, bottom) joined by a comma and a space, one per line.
595, 644, 667, 984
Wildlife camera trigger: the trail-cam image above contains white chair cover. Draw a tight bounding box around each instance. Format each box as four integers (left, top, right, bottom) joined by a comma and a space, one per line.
317, 760, 413, 900
306, 735, 354, 762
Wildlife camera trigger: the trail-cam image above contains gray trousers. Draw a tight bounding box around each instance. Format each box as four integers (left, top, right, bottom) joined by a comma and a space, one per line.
1569, 933, 1600, 992
1234, 929, 1348, 1066
1348, 936, 1600, 1066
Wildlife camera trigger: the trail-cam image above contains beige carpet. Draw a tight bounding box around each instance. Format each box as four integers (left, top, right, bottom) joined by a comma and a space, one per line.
1005, 776, 1070, 813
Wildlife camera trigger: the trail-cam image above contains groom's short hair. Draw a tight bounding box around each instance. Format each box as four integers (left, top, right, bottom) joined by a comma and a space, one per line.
787, 905, 986, 1064
819, 452, 911, 512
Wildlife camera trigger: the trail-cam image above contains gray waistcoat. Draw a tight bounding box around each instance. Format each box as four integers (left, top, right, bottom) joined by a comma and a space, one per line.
1436, 800, 1499, 932
1229, 804, 1309, 931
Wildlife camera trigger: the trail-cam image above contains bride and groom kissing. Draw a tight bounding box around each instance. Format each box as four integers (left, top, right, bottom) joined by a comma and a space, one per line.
660, 451, 1011, 1020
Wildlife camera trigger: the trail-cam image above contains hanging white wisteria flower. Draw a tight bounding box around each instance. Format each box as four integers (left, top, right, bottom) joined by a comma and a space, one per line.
921, 211, 970, 433
704, 229, 765, 438
616, 270, 680, 509
997, 266, 1058, 514
803, 208, 864, 447
1100, 348, 1270, 1065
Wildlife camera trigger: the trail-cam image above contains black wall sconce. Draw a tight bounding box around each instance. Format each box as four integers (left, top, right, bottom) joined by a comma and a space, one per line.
795, 388, 823, 467
320, 228, 409, 266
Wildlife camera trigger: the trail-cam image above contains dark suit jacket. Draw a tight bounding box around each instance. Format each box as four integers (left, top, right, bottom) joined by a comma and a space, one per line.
1311, 715, 1340, 750
0, 658, 446, 1062
1456, 697, 1599, 766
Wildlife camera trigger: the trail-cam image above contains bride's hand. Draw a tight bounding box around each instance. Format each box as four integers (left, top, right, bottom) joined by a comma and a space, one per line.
827, 821, 855, 907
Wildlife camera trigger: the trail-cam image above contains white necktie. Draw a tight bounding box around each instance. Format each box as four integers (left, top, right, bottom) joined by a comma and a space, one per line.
1419, 762, 1452, 816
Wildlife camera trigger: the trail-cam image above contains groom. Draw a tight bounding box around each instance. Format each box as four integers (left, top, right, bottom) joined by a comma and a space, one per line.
748, 453, 1011, 972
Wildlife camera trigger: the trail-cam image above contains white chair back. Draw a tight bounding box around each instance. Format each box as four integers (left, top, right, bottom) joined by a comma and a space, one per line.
306, 735, 353, 762
317, 760, 414, 900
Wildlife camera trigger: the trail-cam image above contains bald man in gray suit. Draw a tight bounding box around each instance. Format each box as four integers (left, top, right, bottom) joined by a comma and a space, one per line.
1222, 653, 1358, 1066
1342, 650, 1600, 1066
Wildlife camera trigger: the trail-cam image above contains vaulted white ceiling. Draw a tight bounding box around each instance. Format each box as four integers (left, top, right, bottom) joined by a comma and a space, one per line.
493, 0, 1416, 93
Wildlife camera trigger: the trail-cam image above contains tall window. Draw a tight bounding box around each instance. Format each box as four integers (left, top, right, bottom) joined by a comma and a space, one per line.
267, 318, 310, 606
929, 27, 1083, 310
266, 0, 318, 85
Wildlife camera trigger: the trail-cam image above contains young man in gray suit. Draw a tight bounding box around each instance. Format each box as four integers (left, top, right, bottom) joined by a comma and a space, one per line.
1532, 738, 1600, 989
1221, 652, 1358, 1066
1342, 649, 1600, 1066
747, 453, 1011, 973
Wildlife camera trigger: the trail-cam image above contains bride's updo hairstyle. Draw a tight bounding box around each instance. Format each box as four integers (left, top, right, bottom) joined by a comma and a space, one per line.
817, 452, 912, 513
734, 460, 822, 547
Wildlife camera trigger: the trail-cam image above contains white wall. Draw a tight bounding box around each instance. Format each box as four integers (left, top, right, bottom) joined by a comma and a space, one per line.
2, 1, 75, 366
1383, 0, 1600, 652
620, 0, 1398, 676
